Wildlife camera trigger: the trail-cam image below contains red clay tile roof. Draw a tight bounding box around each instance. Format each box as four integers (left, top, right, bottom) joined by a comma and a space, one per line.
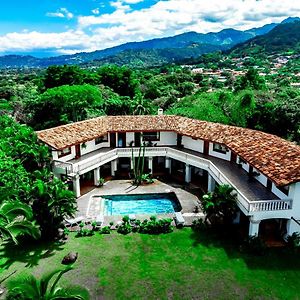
37, 115, 300, 186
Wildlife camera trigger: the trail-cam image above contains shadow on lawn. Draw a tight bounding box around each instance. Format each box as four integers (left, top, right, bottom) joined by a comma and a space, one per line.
190, 226, 300, 271
0, 239, 65, 271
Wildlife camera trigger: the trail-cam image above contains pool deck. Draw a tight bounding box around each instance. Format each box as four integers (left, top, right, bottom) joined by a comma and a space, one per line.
76, 179, 204, 226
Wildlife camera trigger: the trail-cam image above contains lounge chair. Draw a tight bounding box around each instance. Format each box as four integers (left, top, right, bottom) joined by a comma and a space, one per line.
64, 216, 85, 227
174, 212, 185, 227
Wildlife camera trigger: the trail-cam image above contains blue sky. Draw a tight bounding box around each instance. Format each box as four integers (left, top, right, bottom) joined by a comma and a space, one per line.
0, 0, 299, 57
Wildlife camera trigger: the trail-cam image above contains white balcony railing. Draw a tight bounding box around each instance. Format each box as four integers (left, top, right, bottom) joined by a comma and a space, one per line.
248, 199, 293, 212
53, 146, 293, 215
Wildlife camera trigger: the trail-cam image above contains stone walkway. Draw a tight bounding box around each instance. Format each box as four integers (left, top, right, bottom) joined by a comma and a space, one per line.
76, 180, 204, 226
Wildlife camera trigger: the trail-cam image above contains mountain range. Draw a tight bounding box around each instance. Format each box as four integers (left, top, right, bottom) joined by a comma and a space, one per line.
0, 17, 299, 69
230, 18, 300, 57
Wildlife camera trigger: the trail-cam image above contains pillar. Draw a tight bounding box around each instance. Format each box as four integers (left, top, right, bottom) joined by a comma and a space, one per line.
93, 167, 100, 186
232, 211, 241, 224
286, 219, 300, 236
208, 174, 216, 192
72, 175, 81, 198
148, 157, 153, 174
111, 159, 118, 176
249, 218, 261, 236
165, 157, 171, 174
130, 158, 134, 170
185, 164, 191, 183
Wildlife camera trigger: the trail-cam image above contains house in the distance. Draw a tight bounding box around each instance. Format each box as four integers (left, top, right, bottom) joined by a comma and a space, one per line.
37, 114, 300, 237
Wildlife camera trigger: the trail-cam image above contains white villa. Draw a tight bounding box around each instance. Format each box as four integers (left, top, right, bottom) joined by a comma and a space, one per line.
37, 114, 300, 237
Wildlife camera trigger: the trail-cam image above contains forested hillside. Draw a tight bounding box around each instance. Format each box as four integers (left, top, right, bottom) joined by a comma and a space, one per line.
230, 21, 300, 57
1, 62, 299, 144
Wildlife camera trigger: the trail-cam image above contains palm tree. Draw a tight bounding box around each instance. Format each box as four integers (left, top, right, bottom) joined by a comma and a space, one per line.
6, 265, 89, 300
201, 184, 238, 225
131, 93, 151, 115
0, 201, 40, 245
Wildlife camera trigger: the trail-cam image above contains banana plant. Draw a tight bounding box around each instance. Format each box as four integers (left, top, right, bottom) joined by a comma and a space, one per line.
0, 201, 40, 245
6, 265, 89, 299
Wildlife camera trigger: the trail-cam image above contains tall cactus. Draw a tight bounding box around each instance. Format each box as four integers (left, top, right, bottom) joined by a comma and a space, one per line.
131, 134, 146, 186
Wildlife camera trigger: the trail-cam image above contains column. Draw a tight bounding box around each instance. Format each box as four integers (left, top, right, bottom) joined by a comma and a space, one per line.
185, 164, 191, 183
232, 211, 241, 224
111, 159, 118, 176
72, 175, 81, 198
148, 157, 153, 174
93, 167, 100, 186
165, 157, 171, 174
207, 174, 216, 192
286, 219, 300, 236
130, 158, 134, 170
249, 218, 261, 236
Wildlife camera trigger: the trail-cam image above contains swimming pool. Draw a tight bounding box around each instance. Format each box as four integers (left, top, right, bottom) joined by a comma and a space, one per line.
103, 192, 181, 216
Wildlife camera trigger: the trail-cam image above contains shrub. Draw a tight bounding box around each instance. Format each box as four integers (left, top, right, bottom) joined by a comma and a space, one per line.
76, 223, 94, 237
141, 173, 154, 184
91, 221, 98, 231
192, 219, 207, 231
100, 226, 111, 234
287, 232, 300, 249
115, 216, 173, 235
139, 218, 173, 234
117, 223, 132, 235
242, 235, 267, 256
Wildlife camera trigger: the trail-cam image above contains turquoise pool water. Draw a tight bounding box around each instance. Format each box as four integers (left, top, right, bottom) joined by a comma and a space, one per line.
103, 193, 181, 216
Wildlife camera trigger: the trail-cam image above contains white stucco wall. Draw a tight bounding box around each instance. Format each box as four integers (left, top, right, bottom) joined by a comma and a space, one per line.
156, 131, 177, 146
182, 136, 204, 153
209, 143, 231, 161
289, 182, 300, 218
80, 136, 110, 155
52, 146, 76, 162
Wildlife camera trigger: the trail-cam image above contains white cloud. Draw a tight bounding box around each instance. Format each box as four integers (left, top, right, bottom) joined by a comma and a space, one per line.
123, 0, 144, 3
92, 8, 100, 15
46, 12, 65, 18
46, 8, 74, 20
0, 30, 89, 53
2, 0, 300, 55
110, 1, 131, 12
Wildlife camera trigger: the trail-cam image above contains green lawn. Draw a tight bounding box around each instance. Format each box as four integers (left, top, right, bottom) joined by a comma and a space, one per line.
1, 228, 300, 299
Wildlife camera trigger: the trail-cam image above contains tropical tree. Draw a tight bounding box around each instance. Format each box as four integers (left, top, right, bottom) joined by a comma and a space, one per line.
6, 265, 89, 300
201, 184, 238, 225
0, 201, 40, 245
234, 68, 266, 91
0, 115, 50, 172
97, 65, 139, 98
31, 171, 77, 240
26, 84, 103, 129
42, 65, 85, 90
131, 93, 152, 115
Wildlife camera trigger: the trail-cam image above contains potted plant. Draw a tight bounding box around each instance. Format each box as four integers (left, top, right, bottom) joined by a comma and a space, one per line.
98, 177, 105, 187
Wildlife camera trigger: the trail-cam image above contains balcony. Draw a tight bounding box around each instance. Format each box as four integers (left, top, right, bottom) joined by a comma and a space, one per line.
52, 146, 293, 216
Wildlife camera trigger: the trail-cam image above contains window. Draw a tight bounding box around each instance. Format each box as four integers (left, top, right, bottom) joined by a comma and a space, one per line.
95, 134, 108, 145
213, 143, 228, 154
142, 132, 160, 141
58, 147, 71, 158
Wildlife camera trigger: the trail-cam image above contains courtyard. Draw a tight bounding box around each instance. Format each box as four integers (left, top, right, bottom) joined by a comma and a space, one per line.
76, 179, 203, 226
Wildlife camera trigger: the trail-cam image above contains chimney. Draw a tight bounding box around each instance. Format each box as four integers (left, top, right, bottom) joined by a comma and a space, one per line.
158, 108, 163, 116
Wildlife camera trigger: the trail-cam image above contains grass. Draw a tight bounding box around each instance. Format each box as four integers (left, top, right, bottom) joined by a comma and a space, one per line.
1, 228, 300, 299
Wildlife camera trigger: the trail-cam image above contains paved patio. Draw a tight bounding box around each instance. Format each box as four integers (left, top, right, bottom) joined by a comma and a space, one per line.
76, 179, 204, 226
